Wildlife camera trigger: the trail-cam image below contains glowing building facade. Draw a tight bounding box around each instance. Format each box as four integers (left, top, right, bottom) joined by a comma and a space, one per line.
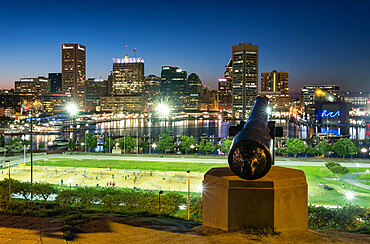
62, 43, 86, 109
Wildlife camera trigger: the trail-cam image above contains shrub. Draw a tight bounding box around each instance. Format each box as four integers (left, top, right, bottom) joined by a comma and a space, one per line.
330, 165, 349, 175
160, 192, 186, 214
325, 162, 341, 170
190, 196, 202, 222
193, 153, 199, 156
308, 205, 369, 231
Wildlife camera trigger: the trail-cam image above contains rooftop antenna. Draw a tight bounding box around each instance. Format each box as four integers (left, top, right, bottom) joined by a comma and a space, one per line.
134, 48, 136, 58
125, 45, 128, 58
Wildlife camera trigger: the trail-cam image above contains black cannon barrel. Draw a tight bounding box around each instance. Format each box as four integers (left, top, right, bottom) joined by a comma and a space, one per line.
228, 96, 273, 180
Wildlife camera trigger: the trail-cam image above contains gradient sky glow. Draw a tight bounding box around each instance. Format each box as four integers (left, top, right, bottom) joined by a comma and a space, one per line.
0, 0, 369, 93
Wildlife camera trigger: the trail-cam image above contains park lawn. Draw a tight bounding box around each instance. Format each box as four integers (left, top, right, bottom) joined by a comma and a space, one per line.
359, 181, 370, 186
355, 174, 370, 180
31, 158, 228, 173
285, 166, 370, 207
29, 159, 370, 207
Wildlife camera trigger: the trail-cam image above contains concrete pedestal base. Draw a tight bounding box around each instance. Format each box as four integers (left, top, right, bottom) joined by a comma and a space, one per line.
202, 166, 307, 231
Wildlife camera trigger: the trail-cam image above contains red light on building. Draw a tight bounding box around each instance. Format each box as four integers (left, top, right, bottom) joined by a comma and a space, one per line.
367, 100, 370, 104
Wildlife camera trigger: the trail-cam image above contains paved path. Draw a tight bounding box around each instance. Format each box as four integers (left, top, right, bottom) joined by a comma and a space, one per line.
341, 172, 370, 190
0, 215, 65, 244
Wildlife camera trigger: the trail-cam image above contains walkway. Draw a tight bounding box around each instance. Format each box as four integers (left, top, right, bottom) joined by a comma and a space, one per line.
341, 172, 370, 190
0, 215, 65, 244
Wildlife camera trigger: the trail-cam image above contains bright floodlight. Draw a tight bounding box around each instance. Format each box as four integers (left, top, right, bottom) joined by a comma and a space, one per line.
361, 148, 368, 153
345, 191, 355, 201
266, 106, 272, 114
197, 185, 203, 193
156, 103, 170, 117
66, 104, 78, 116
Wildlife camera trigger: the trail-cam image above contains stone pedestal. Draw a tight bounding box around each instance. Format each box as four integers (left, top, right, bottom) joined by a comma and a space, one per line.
202, 166, 307, 231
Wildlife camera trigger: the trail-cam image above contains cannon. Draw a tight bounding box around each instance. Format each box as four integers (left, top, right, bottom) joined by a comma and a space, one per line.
228, 96, 275, 180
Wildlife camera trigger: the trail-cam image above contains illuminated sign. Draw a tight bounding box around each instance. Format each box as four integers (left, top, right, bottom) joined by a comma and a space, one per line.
321, 109, 340, 118
162, 66, 170, 70
367, 100, 370, 105
112, 57, 144, 64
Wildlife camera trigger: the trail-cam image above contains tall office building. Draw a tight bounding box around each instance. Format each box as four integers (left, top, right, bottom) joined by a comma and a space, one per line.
112, 56, 144, 95
62, 43, 86, 109
261, 70, 289, 94
48, 73, 62, 93
160, 66, 188, 111
188, 73, 202, 94
218, 78, 232, 112
100, 55, 146, 113
232, 43, 258, 120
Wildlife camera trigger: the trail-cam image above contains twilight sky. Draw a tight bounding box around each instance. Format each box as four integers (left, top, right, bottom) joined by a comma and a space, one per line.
0, 0, 369, 93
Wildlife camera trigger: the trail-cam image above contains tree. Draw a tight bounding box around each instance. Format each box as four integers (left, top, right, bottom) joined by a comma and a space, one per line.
118, 136, 136, 153
333, 138, 358, 159
276, 147, 288, 157
5, 139, 23, 153
204, 142, 216, 156
103, 138, 115, 152
197, 141, 206, 155
82, 132, 98, 151
307, 146, 319, 157
220, 140, 233, 154
286, 139, 306, 158
139, 141, 148, 153
38, 143, 45, 149
179, 136, 195, 154
33, 182, 58, 201
157, 134, 174, 155
68, 140, 76, 151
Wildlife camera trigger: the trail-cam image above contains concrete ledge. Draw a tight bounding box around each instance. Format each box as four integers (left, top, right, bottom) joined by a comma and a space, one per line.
202, 166, 308, 231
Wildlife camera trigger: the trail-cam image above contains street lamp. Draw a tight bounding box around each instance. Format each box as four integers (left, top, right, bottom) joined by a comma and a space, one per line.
356, 163, 360, 176
361, 148, 368, 159
190, 144, 195, 154
68, 178, 73, 189
66, 103, 78, 152
152, 143, 157, 152
187, 170, 190, 220
366, 169, 369, 180
158, 190, 163, 213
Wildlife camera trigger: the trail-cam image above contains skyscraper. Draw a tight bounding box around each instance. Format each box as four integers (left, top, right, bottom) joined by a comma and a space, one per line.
188, 73, 202, 94
160, 66, 187, 110
261, 70, 289, 94
112, 56, 144, 95
232, 43, 258, 120
62, 43, 86, 109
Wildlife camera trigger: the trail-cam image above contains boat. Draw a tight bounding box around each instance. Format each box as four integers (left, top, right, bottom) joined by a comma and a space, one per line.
51, 136, 69, 150
3, 130, 24, 136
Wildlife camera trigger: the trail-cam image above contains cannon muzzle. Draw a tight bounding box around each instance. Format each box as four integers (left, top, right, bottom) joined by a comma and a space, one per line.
228, 96, 273, 180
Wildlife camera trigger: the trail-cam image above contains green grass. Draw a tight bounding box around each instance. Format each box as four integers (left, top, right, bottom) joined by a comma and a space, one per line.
286, 166, 370, 207
30, 158, 228, 173
28, 158, 370, 207
359, 181, 370, 186
355, 174, 370, 180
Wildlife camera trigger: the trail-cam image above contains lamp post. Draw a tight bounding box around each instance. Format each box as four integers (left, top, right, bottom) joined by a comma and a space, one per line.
190, 144, 195, 154
356, 163, 360, 176
68, 178, 73, 189
158, 190, 163, 213
6, 160, 10, 203
152, 143, 157, 153
30, 108, 34, 183
66, 104, 78, 152
361, 148, 367, 159
187, 170, 191, 219
366, 169, 369, 180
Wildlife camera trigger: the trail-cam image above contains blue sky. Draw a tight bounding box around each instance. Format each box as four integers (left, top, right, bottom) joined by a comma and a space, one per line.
0, 0, 369, 93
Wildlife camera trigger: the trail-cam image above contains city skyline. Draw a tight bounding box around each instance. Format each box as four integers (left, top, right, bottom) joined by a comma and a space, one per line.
1, 0, 369, 93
